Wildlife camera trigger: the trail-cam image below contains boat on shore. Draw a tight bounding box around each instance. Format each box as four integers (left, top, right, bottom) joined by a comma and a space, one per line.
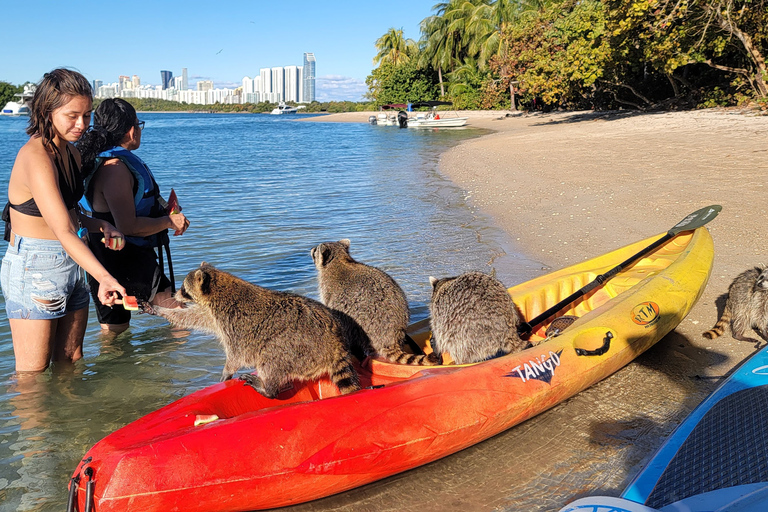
67, 217, 715, 512
1, 83, 35, 116
406, 101, 468, 128
371, 103, 407, 126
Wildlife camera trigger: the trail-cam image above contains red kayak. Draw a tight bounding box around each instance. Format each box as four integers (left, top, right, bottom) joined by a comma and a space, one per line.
67, 227, 714, 512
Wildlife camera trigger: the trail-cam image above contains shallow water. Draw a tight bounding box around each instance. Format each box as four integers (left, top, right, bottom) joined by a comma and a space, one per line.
0, 113, 543, 510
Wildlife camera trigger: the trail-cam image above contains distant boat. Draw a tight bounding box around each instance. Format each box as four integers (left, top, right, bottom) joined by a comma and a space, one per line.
270, 102, 304, 115
406, 101, 468, 128
1, 83, 35, 116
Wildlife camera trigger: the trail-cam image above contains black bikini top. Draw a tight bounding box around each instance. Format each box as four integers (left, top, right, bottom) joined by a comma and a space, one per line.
3, 144, 84, 241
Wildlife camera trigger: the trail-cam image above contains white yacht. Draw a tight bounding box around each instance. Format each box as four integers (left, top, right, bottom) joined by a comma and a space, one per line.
270, 102, 303, 115
1, 83, 35, 116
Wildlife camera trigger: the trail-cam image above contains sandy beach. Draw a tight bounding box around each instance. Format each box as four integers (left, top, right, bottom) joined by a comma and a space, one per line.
296, 109, 768, 511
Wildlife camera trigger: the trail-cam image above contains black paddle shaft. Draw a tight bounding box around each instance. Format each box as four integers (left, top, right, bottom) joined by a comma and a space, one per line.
517, 205, 721, 337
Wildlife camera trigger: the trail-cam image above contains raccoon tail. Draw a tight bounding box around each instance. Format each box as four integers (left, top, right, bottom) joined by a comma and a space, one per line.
330, 356, 361, 395
703, 307, 731, 339
381, 344, 442, 366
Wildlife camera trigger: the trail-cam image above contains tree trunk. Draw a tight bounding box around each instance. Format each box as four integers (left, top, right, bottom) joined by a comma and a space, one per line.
712, 5, 768, 97
438, 66, 445, 97
510, 81, 516, 111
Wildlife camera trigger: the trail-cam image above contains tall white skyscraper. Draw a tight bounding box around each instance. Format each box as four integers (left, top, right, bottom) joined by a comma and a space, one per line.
271, 67, 284, 102
259, 68, 271, 98
284, 65, 300, 102
242, 76, 254, 94
303, 53, 316, 103
181, 68, 189, 91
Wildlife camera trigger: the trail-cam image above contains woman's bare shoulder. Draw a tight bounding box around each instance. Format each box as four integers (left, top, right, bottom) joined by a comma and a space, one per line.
15, 138, 54, 173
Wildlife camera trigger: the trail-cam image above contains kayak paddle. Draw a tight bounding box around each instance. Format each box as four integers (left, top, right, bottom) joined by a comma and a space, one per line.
517, 204, 722, 337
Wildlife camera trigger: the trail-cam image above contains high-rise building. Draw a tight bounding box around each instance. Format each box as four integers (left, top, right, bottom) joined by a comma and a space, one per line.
259, 68, 271, 97
271, 67, 284, 102
197, 80, 213, 92
132, 75, 141, 88
284, 65, 300, 103
303, 53, 316, 103
181, 68, 188, 91
173, 76, 184, 90
161, 70, 173, 90
92, 80, 103, 95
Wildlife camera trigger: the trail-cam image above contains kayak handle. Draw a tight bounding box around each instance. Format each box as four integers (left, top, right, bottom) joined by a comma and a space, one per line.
84, 466, 95, 512
66, 475, 80, 512
575, 331, 613, 357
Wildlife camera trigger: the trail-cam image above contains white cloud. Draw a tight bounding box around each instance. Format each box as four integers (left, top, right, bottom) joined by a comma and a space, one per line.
315, 75, 368, 102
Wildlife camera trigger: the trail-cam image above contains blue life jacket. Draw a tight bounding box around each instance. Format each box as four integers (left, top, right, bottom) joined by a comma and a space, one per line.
83, 147, 166, 248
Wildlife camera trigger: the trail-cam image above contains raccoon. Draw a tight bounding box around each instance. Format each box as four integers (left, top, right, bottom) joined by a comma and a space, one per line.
311, 239, 440, 365
429, 271, 527, 364
146, 263, 361, 398
703, 266, 768, 343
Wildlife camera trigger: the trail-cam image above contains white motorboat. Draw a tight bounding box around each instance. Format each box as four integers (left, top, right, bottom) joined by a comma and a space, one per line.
406, 101, 467, 128
270, 101, 303, 115
372, 104, 407, 126
1, 83, 35, 116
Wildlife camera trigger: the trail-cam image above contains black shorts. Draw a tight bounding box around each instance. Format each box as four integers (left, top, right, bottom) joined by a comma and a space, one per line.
87, 240, 172, 325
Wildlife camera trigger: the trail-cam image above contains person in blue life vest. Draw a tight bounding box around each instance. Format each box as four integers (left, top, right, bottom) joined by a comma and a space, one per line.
78, 98, 190, 333
1, 69, 128, 373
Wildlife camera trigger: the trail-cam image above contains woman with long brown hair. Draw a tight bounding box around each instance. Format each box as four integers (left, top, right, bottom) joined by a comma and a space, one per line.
1, 68, 127, 373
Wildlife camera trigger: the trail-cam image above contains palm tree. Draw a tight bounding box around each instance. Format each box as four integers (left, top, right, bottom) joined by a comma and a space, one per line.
420, 0, 488, 96
373, 28, 418, 67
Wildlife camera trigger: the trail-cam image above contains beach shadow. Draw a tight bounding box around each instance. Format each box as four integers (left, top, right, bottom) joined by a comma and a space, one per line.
524, 110, 668, 127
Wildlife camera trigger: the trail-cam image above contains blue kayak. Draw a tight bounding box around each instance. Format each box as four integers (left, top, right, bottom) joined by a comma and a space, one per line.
560, 345, 768, 512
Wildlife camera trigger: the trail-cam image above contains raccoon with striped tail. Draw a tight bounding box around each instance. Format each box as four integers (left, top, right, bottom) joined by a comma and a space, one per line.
703, 266, 768, 344
311, 239, 440, 365
145, 263, 361, 398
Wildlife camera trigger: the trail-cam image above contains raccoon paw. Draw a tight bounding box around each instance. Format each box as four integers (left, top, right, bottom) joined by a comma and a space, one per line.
426, 352, 443, 365
239, 374, 274, 398
139, 300, 155, 315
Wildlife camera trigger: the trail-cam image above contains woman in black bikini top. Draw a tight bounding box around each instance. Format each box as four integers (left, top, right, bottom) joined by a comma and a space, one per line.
1, 69, 128, 375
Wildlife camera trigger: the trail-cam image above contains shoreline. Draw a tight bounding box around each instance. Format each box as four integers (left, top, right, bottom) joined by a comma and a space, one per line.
299, 108, 768, 510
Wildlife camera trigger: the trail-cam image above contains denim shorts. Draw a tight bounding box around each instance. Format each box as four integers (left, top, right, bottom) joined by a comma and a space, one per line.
1, 233, 90, 320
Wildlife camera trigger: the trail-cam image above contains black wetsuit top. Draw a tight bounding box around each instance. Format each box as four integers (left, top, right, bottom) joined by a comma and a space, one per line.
3, 144, 84, 241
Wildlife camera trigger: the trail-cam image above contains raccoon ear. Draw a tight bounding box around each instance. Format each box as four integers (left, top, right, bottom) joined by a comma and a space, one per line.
195, 268, 212, 295
320, 245, 334, 266
339, 239, 351, 250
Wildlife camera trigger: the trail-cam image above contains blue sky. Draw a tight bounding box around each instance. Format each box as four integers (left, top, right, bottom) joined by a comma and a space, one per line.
0, 0, 436, 102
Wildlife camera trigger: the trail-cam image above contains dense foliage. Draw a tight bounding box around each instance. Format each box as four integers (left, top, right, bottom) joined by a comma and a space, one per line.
366, 0, 768, 111
0, 81, 23, 110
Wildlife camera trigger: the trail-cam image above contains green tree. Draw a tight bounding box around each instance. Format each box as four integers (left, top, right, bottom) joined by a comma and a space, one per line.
365, 61, 440, 105
373, 28, 418, 67
0, 81, 22, 111
497, 0, 611, 109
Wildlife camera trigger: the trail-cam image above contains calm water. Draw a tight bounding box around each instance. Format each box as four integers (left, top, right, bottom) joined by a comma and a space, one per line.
0, 113, 541, 511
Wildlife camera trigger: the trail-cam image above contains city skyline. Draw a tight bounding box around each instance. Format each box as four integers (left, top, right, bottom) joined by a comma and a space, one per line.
94, 54, 317, 105
0, 0, 431, 102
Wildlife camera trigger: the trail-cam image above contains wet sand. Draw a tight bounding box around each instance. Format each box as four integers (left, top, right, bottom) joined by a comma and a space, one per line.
296, 109, 768, 511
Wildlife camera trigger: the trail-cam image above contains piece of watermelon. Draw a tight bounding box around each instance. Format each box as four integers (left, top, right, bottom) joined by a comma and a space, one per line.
167, 189, 181, 214
123, 296, 139, 311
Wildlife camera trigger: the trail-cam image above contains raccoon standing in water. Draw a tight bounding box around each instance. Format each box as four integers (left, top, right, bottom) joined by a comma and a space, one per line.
311, 239, 440, 365
146, 263, 361, 398
429, 271, 527, 364
703, 266, 768, 343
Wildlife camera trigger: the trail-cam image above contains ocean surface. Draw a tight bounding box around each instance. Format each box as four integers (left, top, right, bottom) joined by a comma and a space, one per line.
0, 113, 542, 511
